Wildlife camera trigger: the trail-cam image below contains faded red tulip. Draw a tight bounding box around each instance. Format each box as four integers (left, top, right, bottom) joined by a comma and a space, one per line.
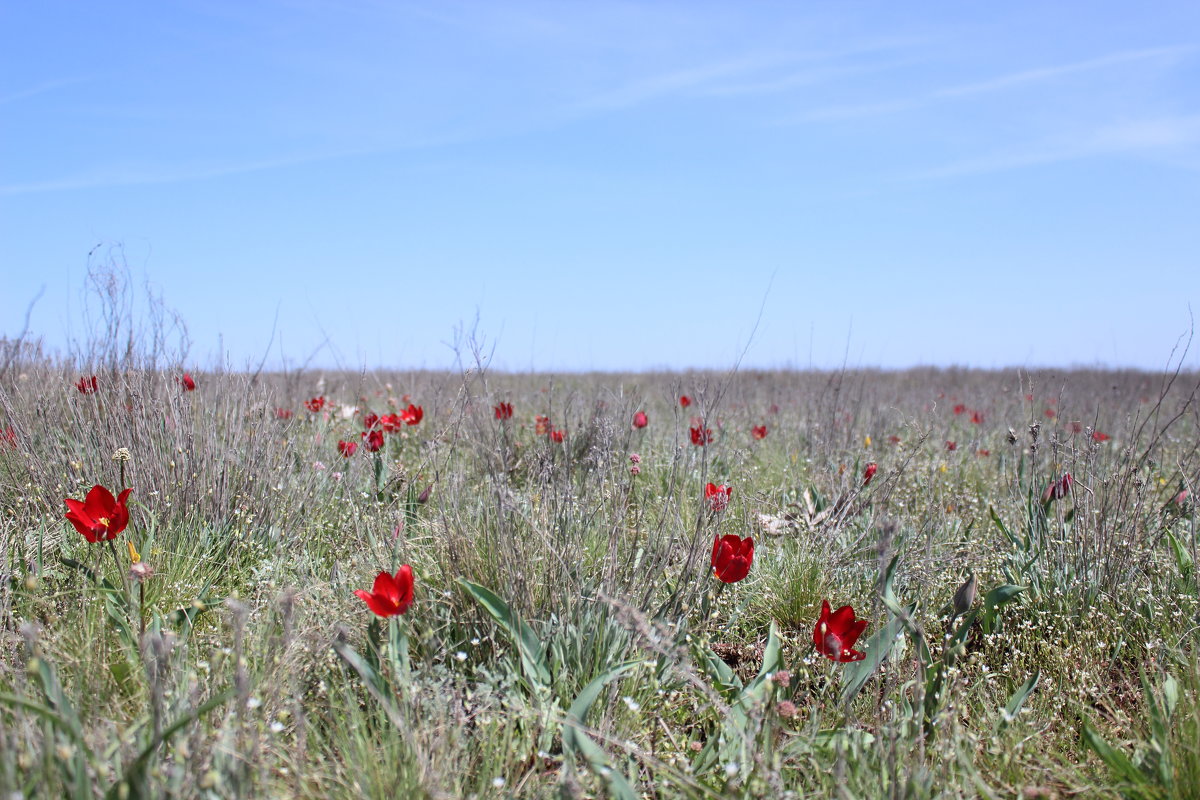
494, 402, 514, 420
1, 427, 15, 449
1041, 472, 1073, 504
362, 429, 385, 452
305, 396, 327, 412
549, 429, 566, 443
337, 440, 358, 457
813, 600, 868, 662
970, 411, 984, 425
976, 449, 990, 457
862, 462, 878, 485
1092, 431, 1110, 442
690, 426, 713, 446
705, 482, 732, 512
400, 404, 423, 426
354, 565, 414, 617
632, 411, 648, 429
75, 375, 98, 394
1043, 408, 1056, 419
1067, 421, 1084, 434
945, 441, 957, 451
180, 373, 196, 391
751, 425, 767, 440
535, 415, 551, 435
64, 485, 132, 544
953, 404, 966, 415
274, 407, 295, 420
679, 395, 692, 408
711, 534, 753, 583
888, 435, 902, 444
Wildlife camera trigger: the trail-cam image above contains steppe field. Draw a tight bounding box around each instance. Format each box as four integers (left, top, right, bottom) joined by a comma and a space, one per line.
2, 348, 1199, 799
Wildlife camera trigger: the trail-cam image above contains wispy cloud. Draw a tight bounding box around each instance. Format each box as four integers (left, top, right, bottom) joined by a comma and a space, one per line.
801, 44, 1194, 121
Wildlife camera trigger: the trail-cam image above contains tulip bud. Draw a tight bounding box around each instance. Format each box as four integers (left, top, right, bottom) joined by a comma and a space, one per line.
952, 571, 977, 617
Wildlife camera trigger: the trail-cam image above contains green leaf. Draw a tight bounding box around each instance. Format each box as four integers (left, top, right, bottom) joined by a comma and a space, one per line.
457, 579, 551, 693
695, 644, 742, 702
562, 660, 643, 800
841, 606, 909, 706
984, 584, 1026, 610
996, 670, 1039, 733
1081, 723, 1150, 788
741, 621, 784, 705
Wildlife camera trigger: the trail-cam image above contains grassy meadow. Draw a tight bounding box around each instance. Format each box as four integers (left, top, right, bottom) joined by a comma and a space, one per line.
2, 344, 1199, 798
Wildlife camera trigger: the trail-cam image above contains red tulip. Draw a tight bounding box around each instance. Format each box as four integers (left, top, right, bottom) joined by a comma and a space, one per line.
305, 396, 327, 412
64, 485, 132, 543
945, 441, 957, 451
888, 435, 902, 444
690, 426, 713, 446
535, 415, 551, 435
362, 429, 385, 452
1092, 431, 1110, 442
494, 402, 514, 420
75, 375, 98, 394
813, 600, 868, 662
976, 449, 990, 457
550, 429, 566, 443
862, 462, 878, 485
632, 411, 648, 429
363, 412, 381, 429
274, 407, 295, 420
1042, 472, 1073, 504
379, 413, 402, 432
1043, 408, 1056, 419
970, 411, 983, 425
1, 427, 15, 448
705, 482, 732, 512
679, 395, 692, 408
953, 404, 966, 415
751, 425, 767, 440
354, 565, 414, 617
337, 440, 358, 457
180, 373, 196, 391
399, 404, 423, 425
711, 534, 753, 583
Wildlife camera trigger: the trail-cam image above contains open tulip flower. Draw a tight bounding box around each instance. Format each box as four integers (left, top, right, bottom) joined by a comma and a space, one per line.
400, 404, 423, 425
75, 375, 98, 394
705, 482, 732, 512
690, 426, 713, 446
632, 410, 648, 429
494, 402, 514, 420
64, 484, 132, 543
813, 600, 868, 662
711, 534, 753, 583
862, 462, 878, 485
751, 425, 767, 440
355, 565, 415, 617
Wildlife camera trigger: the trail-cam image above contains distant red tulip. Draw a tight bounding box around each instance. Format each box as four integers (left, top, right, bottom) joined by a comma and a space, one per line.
690, 426, 713, 446
888, 435, 902, 444
1, 427, 16, 448
354, 565, 414, 617
494, 402, 514, 420
862, 462, 878, 485
75, 375, 98, 394
632, 411, 648, 429
400, 404, 423, 426
363, 412, 381, 429
305, 396, 327, 412
813, 600, 868, 662
945, 441, 957, 451
536, 415, 551, 435
1092, 431, 1110, 442
751, 425, 767, 440
179, 373, 196, 391
549, 429, 566, 443
711, 534, 753, 583
337, 440, 358, 457
1043, 408, 1056, 419
379, 413, 402, 432
1024, 393, 1034, 403
1174, 488, 1191, 511
362, 429, 385, 452
274, 407, 295, 420
1067, 421, 1083, 434
679, 395, 692, 408
953, 404, 966, 415
1041, 472, 1073, 504
64, 485, 132, 543
705, 482, 732, 512
970, 411, 984, 425
976, 449, 990, 457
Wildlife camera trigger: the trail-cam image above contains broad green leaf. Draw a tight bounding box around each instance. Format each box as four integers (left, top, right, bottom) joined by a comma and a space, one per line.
1081, 723, 1150, 788
562, 660, 643, 800
996, 670, 1039, 733
457, 579, 551, 693
841, 605, 909, 706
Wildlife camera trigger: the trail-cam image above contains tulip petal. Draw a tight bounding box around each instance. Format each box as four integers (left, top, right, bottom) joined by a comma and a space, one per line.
393, 565, 414, 614
354, 589, 397, 618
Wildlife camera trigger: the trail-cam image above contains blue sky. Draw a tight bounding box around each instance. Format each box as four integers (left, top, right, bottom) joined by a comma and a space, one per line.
2, 1, 1198, 372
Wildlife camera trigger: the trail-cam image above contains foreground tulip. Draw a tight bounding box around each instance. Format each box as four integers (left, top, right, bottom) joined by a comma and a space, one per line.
705, 482, 732, 512
400, 404, 423, 425
494, 402, 514, 420
180, 373, 196, 391
64, 485, 132, 543
751, 425, 767, 440
550, 429, 566, 443
813, 600, 868, 662
362, 429, 385, 452
632, 410, 648, 429
354, 565, 415, 617
862, 462, 878, 485
76, 375, 98, 394
711, 534, 753, 583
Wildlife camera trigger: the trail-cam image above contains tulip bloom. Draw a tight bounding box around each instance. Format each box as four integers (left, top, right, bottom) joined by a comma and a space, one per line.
705, 482, 732, 512
970, 411, 983, 425
1, 427, 15, 448
305, 396, 327, 412
535, 415, 551, 435
751, 425, 767, 440
953, 404, 966, 415
362, 429, 385, 452
354, 565, 415, 617
711, 534, 753, 583
1041, 472, 1073, 503
379, 413, 402, 432
494, 402, 514, 420
690, 426, 713, 446
813, 600, 868, 662
337, 440, 358, 457
1092, 431, 1110, 442
400, 404, 423, 426
75, 375, 98, 394
862, 462, 878, 485
64, 485, 132, 543
679, 395, 692, 408
945, 441, 957, 451
632, 411, 648, 429
363, 412, 381, 429
549, 429, 566, 443
180, 373, 196, 391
